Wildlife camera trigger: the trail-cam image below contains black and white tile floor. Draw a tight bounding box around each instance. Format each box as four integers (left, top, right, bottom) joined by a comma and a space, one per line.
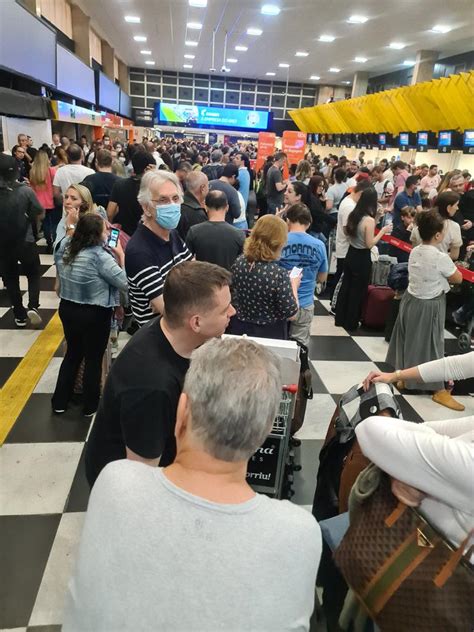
0, 245, 472, 630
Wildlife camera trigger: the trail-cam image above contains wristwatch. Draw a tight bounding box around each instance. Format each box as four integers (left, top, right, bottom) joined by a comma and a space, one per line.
395, 369, 401, 381
67, 224, 76, 230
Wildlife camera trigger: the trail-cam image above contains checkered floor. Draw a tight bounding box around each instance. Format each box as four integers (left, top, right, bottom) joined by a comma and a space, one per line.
1, 244, 472, 631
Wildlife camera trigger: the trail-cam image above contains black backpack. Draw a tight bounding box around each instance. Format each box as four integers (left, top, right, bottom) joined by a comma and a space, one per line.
0, 184, 29, 249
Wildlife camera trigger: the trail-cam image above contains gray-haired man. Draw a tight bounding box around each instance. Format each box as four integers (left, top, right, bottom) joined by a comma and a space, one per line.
65, 337, 321, 632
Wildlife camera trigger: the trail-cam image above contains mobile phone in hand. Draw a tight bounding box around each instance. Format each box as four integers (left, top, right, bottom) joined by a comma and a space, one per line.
108, 228, 120, 249
290, 266, 303, 279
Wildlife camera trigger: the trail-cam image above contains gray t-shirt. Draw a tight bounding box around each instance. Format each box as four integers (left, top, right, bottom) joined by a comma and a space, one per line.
63, 460, 321, 632
208, 179, 241, 224
266, 165, 285, 206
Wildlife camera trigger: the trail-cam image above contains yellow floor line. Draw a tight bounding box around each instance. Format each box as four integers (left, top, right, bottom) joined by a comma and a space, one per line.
0, 312, 64, 445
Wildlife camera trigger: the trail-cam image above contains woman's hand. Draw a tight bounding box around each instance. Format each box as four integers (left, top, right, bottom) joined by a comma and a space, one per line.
363, 370, 396, 391
391, 478, 426, 507
275, 205, 288, 219
462, 220, 473, 231
111, 240, 125, 266
381, 222, 393, 235
65, 207, 79, 225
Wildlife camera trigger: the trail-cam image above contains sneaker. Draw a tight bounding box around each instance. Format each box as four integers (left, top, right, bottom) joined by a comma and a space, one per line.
53, 408, 66, 414
27, 308, 43, 326
83, 410, 97, 418
432, 389, 465, 412
14, 318, 27, 328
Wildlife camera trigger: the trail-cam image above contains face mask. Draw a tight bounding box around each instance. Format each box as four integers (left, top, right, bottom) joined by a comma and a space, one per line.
119, 157, 126, 163
155, 203, 181, 230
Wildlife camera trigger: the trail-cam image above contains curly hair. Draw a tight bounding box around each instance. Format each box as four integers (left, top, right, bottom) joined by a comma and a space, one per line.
63, 214, 105, 265
244, 215, 288, 262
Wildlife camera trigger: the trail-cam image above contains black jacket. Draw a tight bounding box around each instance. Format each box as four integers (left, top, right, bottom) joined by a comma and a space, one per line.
177, 191, 207, 240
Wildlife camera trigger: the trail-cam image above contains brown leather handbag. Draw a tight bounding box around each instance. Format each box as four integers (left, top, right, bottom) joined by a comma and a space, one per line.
334, 473, 474, 632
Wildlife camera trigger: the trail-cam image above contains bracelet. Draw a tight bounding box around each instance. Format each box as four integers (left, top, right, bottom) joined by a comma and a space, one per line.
395, 369, 401, 380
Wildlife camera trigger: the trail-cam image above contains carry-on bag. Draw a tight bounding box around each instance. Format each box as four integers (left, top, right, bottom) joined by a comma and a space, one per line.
361, 285, 395, 329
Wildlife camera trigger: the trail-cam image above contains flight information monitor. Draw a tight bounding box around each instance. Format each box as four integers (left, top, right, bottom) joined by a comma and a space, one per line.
156, 103, 270, 131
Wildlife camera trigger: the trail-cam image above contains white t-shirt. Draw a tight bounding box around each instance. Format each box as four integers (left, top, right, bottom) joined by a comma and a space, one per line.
326, 181, 348, 209
335, 195, 357, 258
407, 244, 457, 299
410, 219, 463, 255
374, 179, 394, 203
53, 164, 95, 193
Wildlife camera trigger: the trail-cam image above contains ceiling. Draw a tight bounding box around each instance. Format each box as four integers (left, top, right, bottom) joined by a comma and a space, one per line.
73, 0, 474, 84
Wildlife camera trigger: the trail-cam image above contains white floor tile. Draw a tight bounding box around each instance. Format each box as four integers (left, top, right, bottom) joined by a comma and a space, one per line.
0, 330, 41, 357
40, 254, 55, 266
298, 505, 313, 513
313, 360, 378, 394
352, 337, 390, 362
318, 300, 332, 312
402, 394, 474, 422
444, 329, 457, 340
42, 265, 57, 278
29, 512, 86, 627
295, 394, 335, 440
19, 276, 29, 291
115, 332, 132, 357
0, 443, 83, 515
311, 316, 349, 337
0, 307, 10, 319
33, 358, 63, 393
38, 291, 60, 310
0, 628, 27, 631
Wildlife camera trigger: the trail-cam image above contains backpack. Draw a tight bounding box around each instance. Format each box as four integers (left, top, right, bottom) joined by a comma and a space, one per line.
0, 185, 29, 249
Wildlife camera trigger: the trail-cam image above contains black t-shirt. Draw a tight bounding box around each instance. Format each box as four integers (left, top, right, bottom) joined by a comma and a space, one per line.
109, 176, 142, 236
266, 165, 284, 206
81, 171, 120, 209
208, 180, 241, 224
85, 318, 190, 487
186, 221, 245, 271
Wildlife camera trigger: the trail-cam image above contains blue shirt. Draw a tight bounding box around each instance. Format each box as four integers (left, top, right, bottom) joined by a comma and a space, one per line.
238, 167, 251, 207
279, 232, 328, 309
393, 190, 421, 228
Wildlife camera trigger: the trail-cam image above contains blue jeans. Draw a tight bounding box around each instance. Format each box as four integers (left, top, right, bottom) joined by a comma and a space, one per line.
233, 220, 248, 230
310, 231, 327, 244
43, 207, 62, 246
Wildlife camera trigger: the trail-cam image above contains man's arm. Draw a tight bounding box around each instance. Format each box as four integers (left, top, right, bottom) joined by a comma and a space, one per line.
53, 185, 63, 206
150, 295, 164, 315
107, 201, 118, 221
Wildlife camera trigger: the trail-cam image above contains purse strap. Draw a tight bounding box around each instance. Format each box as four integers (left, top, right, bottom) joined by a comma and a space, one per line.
434, 530, 474, 588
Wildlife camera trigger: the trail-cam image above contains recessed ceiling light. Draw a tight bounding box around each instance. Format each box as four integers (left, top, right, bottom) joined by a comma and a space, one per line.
319, 34, 335, 42
145, 60, 155, 65
140, 50, 152, 55
183, 64, 193, 69
184, 54, 195, 59
347, 15, 368, 24
189, 0, 207, 6
329, 67, 340, 73
354, 56, 367, 63
235, 45, 248, 51
133, 35, 147, 42
261, 4, 280, 15
342, 81, 351, 85
389, 42, 405, 49
310, 75, 320, 80
266, 71, 276, 76
185, 40, 199, 46
227, 58, 238, 63
430, 24, 452, 33
295, 51, 309, 57
187, 21, 202, 30
279, 63, 290, 68
247, 27, 263, 36
403, 59, 416, 66
124, 15, 141, 23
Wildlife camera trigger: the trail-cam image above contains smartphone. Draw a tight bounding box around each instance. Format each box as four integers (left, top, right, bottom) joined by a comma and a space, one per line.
108, 228, 120, 249
290, 266, 303, 279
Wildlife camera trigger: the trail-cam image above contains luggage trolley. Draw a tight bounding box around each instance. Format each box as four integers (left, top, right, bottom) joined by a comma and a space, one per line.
247, 384, 298, 499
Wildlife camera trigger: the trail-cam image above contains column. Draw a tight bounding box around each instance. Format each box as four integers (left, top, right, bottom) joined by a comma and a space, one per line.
118, 60, 129, 93
317, 86, 334, 104
351, 71, 368, 98
411, 50, 438, 85
71, 4, 91, 66
101, 41, 115, 80
19, 0, 40, 15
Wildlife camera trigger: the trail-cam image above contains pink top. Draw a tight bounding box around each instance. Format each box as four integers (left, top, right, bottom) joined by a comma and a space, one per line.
31, 166, 57, 210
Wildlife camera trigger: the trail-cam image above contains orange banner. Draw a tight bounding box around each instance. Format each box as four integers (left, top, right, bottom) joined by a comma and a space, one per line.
281, 130, 307, 178
256, 131, 276, 172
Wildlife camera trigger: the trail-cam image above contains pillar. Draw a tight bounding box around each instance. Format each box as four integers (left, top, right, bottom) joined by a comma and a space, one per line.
317, 86, 334, 104
101, 41, 115, 81
71, 4, 91, 66
351, 71, 368, 98
118, 60, 129, 93
411, 50, 438, 85
20, 0, 40, 15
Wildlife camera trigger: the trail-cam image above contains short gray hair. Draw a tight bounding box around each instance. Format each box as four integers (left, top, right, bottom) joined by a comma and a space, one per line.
211, 149, 223, 163
186, 170, 208, 192
137, 170, 183, 207
184, 337, 282, 462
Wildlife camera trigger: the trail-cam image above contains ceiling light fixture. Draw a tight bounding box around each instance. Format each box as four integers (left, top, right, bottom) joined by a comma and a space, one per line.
430, 24, 452, 33
140, 50, 152, 55
310, 75, 320, 80
184, 54, 195, 59
187, 21, 202, 29
189, 0, 207, 6
266, 71, 276, 76
183, 64, 193, 69
354, 56, 367, 63
247, 27, 263, 36
235, 45, 248, 51
342, 81, 351, 85
124, 15, 141, 23
389, 42, 405, 49
145, 60, 155, 65
185, 40, 199, 46
403, 59, 416, 66
133, 35, 147, 42
227, 58, 238, 63
319, 34, 335, 42
295, 51, 309, 57
279, 63, 290, 68
261, 4, 280, 15
329, 67, 340, 73
347, 15, 368, 24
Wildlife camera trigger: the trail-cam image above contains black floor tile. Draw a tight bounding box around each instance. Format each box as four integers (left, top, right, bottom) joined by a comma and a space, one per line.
0, 288, 21, 307
350, 325, 385, 337
39, 277, 57, 291
54, 341, 65, 357
309, 336, 371, 362
310, 363, 329, 394
0, 308, 57, 331
28, 626, 62, 632
0, 356, 21, 387
0, 514, 61, 629
375, 361, 395, 373
64, 446, 91, 513
314, 301, 330, 316
394, 395, 424, 423
292, 439, 323, 506
5, 394, 92, 443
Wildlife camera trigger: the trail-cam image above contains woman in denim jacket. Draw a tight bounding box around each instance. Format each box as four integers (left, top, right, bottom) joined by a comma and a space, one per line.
52, 213, 128, 416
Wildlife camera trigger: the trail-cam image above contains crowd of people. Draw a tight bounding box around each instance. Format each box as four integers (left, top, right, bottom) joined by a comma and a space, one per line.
0, 129, 473, 631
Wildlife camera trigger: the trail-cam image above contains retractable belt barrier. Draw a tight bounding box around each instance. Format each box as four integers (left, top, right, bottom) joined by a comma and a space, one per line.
376, 231, 474, 284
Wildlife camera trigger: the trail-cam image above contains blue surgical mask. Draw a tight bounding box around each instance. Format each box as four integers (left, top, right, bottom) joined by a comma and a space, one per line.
155, 203, 181, 230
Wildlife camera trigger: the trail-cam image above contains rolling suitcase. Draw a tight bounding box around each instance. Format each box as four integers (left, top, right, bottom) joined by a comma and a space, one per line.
361, 285, 395, 329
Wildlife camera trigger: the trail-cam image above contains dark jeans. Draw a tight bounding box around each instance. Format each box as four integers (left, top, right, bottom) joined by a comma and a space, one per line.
227, 315, 288, 340
0, 241, 41, 319
335, 246, 372, 331
52, 299, 112, 414
42, 207, 62, 246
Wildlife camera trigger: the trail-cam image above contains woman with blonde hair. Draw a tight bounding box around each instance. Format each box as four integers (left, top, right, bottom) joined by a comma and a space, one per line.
53, 146, 68, 168
229, 215, 299, 339
295, 159, 312, 185
54, 184, 96, 248
29, 149, 59, 251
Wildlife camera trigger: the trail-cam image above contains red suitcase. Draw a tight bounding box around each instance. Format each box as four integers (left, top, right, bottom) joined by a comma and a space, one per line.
361, 285, 395, 329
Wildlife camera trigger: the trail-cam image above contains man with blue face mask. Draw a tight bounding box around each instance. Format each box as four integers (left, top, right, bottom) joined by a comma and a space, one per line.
125, 170, 192, 328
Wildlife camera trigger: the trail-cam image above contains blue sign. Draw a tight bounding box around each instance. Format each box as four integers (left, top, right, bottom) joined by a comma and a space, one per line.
463, 130, 474, 147
438, 131, 452, 147
399, 133, 409, 146
156, 102, 269, 131
417, 132, 428, 146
